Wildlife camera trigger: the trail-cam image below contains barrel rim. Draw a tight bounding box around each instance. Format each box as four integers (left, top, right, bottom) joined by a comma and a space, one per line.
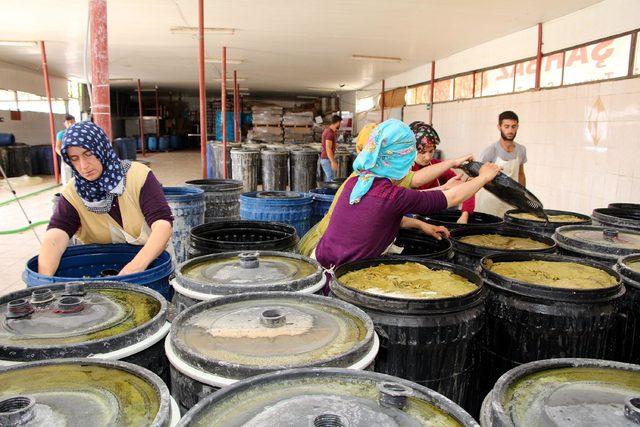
241, 190, 313, 201
175, 250, 324, 295
608, 203, 640, 211
162, 186, 205, 200
189, 221, 299, 250
479, 252, 624, 302
185, 179, 243, 192
169, 291, 376, 379
417, 210, 504, 228
0, 357, 171, 427
592, 207, 640, 231
391, 229, 454, 260
504, 209, 591, 228
487, 357, 640, 427
177, 367, 479, 427
615, 253, 640, 289
0, 281, 167, 361
331, 257, 486, 314
450, 225, 557, 256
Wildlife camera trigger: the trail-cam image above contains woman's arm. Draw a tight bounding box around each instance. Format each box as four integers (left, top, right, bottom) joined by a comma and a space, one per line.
400, 216, 450, 240
38, 228, 70, 275
443, 163, 500, 207
118, 220, 172, 276
410, 154, 473, 188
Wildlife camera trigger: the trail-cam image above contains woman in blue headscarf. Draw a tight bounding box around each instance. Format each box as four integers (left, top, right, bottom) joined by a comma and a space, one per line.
315, 119, 500, 269
38, 121, 174, 277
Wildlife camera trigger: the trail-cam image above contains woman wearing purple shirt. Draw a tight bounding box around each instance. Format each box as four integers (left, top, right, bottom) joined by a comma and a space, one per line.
315, 119, 500, 270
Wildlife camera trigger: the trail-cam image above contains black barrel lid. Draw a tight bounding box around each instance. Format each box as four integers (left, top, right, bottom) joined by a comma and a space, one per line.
176, 251, 323, 295
460, 161, 546, 219
555, 225, 640, 261
0, 282, 166, 361
177, 368, 478, 427
170, 293, 375, 379
0, 358, 170, 427
488, 358, 640, 427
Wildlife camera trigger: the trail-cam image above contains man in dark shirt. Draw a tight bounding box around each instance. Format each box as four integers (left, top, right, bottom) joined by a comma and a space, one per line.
319, 115, 342, 181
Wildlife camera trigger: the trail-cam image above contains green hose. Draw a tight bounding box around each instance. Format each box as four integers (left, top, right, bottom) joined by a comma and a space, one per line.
0, 220, 49, 235
0, 184, 61, 207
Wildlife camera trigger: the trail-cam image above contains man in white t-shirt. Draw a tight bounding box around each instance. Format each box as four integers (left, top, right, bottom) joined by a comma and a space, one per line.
476, 110, 527, 217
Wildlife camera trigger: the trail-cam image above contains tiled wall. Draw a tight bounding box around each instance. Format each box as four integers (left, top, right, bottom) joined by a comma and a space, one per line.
0, 110, 66, 146
424, 77, 640, 215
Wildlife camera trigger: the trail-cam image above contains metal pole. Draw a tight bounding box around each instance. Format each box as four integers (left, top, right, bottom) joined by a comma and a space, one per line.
155, 86, 160, 142
197, 0, 207, 178
137, 79, 146, 156
535, 22, 543, 90
233, 70, 239, 142
221, 46, 227, 178
380, 80, 385, 122
89, 0, 112, 139
429, 60, 435, 125
39, 41, 60, 184
0, 164, 41, 243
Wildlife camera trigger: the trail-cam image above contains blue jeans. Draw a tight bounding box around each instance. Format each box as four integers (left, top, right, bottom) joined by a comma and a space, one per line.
319, 158, 334, 182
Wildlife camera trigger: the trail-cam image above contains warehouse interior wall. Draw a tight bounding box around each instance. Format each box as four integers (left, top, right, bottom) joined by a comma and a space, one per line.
0, 110, 66, 146
430, 76, 640, 215
0, 60, 67, 99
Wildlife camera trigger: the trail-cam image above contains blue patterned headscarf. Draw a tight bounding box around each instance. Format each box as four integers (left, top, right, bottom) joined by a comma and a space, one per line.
61, 121, 131, 213
350, 118, 416, 204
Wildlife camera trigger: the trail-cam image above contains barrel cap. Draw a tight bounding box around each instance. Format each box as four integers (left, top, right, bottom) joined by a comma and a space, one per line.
0, 358, 170, 426
169, 292, 375, 379
0, 282, 166, 361
177, 367, 478, 427
487, 358, 640, 427
175, 251, 323, 295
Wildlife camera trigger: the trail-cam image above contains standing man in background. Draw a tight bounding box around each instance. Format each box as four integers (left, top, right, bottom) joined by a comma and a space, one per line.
319, 115, 342, 182
476, 110, 527, 217
56, 115, 76, 184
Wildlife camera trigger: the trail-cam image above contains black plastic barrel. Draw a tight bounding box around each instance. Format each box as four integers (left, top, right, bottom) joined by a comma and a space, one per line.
609, 202, 640, 211
450, 226, 556, 269
317, 177, 346, 189
554, 225, 640, 267
334, 151, 351, 179
478, 252, 623, 397
289, 149, 318, 192
614, 253, 640, 364
503, 208, 590, 237
187, 220, 299, 259
417, 210, 503, 231
592, 207, 640, 232
28, 145, 55, 175
261, 150, 289, 191
332, 257, 486, 415
480, 358, 640, 427
185, 179, 243, 223
390, 228, 453, 260
230, 148, 259, 192
5, 143, 32, 177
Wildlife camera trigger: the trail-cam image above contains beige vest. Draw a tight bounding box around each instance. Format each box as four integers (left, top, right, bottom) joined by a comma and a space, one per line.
62, 162, 151, 244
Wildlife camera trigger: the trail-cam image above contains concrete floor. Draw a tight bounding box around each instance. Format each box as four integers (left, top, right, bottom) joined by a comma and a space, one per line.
0, 149, 202, 297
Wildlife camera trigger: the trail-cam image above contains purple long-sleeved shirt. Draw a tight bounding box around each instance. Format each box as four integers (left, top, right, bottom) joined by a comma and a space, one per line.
315, 176, 448, 268
48, 172, 173, 238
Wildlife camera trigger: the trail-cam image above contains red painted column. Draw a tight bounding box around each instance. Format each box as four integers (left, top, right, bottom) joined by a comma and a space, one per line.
39, 41, 60, 184
221, 46, 227, 178
137, 79, 146, 156
429, 61, 435, 125
233, 70, 239, 142
89, 0, 112, 139
197, 0, 207, 178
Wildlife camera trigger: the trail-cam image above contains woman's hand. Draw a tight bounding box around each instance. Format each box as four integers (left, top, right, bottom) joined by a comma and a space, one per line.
118, 261, 146, 276
419, 222, 450, 240
449, 154, 474, 168
441, 173, 470, 190
478, 162, 501, 183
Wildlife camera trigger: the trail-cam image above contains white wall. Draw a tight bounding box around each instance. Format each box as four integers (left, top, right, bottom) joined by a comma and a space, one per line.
427, 77, 640, 215
0, 110, 66, 145
0, 60, 68, 99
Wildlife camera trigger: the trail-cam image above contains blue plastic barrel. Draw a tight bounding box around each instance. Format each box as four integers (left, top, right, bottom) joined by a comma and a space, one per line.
309, 187, 337, 225
170, 135, 180, 150
206, 142, 215, 178
0, 133, 15, 146
124, 137, 137, 160
241, 112, 252, 126
137, 135, 146, 151
159, 136, 170, 151
113, 138, 126, 159
148, 135, 158, 152
215, 111, 235, 141
23, 244, 174, 300
240, 191, 313, 236
163, 186, 205, 264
